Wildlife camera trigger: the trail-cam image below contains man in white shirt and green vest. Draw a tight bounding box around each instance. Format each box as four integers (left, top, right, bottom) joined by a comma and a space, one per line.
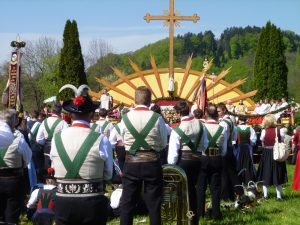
199, 104, 227, 220
36, 104, 68, 176
91, 108, 114, 138
217, 103, 241, 201
118, 86, 168, 225
168, 100, 208, 225
0, 109, 32, 224
50, 93, 113, 225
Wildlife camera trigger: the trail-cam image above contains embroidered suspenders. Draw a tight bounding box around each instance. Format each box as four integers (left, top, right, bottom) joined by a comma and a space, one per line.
0, 147, 8, 167
173, 122, 204, 152
54, 131, 100, 179
101, 121, 110, 132
114, 124, 121, 135
90, 123, 98, 132
122, 113, 160, 155
205, 126, 224, 149
44, 118, 62, 139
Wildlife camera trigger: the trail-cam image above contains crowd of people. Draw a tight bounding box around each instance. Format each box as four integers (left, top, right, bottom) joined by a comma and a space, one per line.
1, 86, 300, 225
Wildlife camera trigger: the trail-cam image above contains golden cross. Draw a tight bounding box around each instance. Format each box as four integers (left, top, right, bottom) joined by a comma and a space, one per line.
144, 0, 199, 78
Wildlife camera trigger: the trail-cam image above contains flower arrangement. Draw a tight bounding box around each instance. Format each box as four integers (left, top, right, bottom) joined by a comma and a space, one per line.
161, 109, 180, 124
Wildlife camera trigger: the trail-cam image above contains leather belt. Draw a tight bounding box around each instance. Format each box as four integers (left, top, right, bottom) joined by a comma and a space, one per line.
125, 151, 159, 163
56, 179, 103, 197
0, 168, 24, 177
181, 151, 202, 161
204, 147, 220, 156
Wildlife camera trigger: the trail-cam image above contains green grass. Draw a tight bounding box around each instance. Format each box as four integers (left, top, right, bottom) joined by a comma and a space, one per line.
20, 164, 300, 225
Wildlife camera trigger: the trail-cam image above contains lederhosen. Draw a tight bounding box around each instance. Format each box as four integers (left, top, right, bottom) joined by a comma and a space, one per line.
43, 118, 62, 170
172, 120, 204, 225
0, 134, 25, 224
120, 112, 162, 225
32, 188, 56, 225
198, 125, 223, 220
53, 130, 108, 225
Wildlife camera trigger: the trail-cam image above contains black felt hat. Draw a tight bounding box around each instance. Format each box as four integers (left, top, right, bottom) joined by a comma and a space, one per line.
62, 96, 99, 114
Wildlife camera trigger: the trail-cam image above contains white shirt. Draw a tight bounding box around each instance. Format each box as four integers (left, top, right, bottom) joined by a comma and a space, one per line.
109, 124, 123, 148
36, 116, 69, 145
27, 184, 56, 208
15, 130, 32, 166
118, 105, 168, 149
0, 122, 14, 148
62, 120, 113, 181
168, 116, 208, 164
191, 104, 198, 115
259, 103, 271, 114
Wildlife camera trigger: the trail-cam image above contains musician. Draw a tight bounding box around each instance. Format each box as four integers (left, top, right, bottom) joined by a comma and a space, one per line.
198, 104, 227, 220
91, 108, 114, 138
36, 104, 68, 173
168, 100, 207, 225
0, 109, 32, 224
50, 93, 113, 225
118, 86, 168, 225
217, 103, 241, 201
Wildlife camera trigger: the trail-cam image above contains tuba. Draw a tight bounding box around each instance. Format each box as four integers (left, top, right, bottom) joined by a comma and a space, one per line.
161, 165, 193, 225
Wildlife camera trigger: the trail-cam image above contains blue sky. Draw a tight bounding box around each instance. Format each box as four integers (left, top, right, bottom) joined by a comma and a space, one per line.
0, 0, 299, 62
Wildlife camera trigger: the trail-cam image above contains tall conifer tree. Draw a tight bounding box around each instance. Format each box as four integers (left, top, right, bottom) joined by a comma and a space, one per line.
58, 20, 87, 100
254, 22, 288, 100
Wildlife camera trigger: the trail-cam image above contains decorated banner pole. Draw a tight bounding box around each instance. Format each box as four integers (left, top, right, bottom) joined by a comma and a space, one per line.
2, 35, 26, 110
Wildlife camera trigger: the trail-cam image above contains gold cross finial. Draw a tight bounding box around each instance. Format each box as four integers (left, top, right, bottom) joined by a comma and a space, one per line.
144, 0, 200, 79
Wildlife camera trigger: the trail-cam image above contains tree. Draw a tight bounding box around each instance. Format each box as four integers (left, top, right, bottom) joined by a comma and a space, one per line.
254, 22, 288, 100
58, 20, 87, 100
85, 39, 113, 68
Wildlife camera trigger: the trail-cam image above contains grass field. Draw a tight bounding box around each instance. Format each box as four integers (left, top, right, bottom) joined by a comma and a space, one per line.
20, 164, 300, 225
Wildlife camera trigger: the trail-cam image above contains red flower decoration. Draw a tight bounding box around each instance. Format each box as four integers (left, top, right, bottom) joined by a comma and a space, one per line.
73, 96, 85, 106
48, 167, 55, 174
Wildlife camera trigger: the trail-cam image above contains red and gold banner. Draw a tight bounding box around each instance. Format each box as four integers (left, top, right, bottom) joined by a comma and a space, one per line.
8, 51, 21, 109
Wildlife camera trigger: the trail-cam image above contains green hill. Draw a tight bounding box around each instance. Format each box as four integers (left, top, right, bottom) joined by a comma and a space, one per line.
87, 26, 300, 102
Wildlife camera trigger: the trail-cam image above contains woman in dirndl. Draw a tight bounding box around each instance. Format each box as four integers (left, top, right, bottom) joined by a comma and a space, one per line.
257, 114, 287, 200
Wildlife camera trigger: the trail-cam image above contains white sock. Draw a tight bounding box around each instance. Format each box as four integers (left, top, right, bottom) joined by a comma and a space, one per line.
276, 185, 282, 199
263, 185, 268, 198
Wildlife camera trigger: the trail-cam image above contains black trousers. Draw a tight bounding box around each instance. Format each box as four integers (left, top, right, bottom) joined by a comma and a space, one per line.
120, 160, 163, 225
0, 175, 25, 224
31, 144, 45, 183
54, 195, 108, 225
198, 156, 222, 219
178, 159, 201, 225
115, 146, 126, 172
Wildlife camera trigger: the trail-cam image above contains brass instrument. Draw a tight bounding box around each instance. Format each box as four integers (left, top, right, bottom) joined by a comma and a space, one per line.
161, 165, 193, 225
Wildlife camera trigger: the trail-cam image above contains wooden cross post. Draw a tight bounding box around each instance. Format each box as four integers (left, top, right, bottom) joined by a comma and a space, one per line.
144, 0, 199, 79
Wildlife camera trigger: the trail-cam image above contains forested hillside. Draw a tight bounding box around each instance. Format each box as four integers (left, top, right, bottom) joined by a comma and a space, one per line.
1, 26, 299, 111
87, 26, 300, 99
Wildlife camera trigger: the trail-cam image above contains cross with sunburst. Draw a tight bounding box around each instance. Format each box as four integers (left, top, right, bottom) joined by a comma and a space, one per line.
144, 0, 200, 79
